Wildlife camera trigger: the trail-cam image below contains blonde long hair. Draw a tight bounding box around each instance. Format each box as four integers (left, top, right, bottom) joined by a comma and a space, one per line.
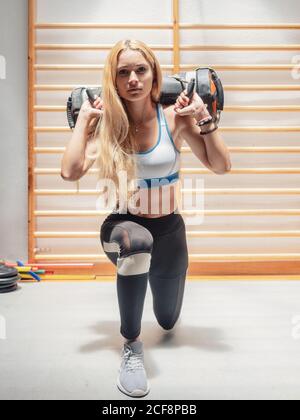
92, 39, 163, 210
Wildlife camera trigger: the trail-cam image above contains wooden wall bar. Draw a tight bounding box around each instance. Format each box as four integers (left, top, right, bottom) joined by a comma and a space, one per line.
28, 0, 300, 276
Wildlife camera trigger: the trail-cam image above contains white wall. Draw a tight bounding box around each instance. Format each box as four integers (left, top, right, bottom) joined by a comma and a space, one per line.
0, 0, 28, 261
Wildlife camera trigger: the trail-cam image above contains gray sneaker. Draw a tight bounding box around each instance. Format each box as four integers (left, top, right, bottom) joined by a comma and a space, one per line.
117, 340, 150, 398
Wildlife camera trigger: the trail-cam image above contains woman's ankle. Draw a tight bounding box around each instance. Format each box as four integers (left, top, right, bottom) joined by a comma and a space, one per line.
124, 335, 140, 344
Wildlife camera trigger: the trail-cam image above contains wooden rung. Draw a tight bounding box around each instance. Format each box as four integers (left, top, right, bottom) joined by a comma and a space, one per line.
182, 168, 300, 174
34, 64, 172, 71
34, 64, 298, 71
181, 64, 298, 71
33, 84, 300, 91
35, 106, 66, 111
181, 44, 300, 51
35, 189, 102, 195
187, 275, 300, 280
33, 209, 300, 217
222, 127, 300, 132
33, 167, 300, 175
33, 105, 300, 112
35, 43, 300, 51
181, 188, 300, 195
181, 147, 300, 154
35, 23, 173, 30
35, 84, 89, 90
33, 253, 300, 262
35, 43, 172, 51
35, 147, 65, 153
33, 146, 300, 154
33, 126, 300, 133
35, 274, 97, 280
180, 24, 300, 30
225, 85, 300, 91
33, 188, 300, 196
34, 23, 300, 30
226, 106, 300, 112
31, 273, 300, 282
34, 230, 300, 239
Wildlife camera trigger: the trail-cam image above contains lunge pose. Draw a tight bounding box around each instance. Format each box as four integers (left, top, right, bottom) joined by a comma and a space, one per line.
61, 39, 231, 398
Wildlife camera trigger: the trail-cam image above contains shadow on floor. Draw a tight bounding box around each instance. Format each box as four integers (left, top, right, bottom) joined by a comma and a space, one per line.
79, 319, 231, 379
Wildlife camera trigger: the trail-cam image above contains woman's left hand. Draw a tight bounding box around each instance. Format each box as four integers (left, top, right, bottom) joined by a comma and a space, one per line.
174, 89, 209, 118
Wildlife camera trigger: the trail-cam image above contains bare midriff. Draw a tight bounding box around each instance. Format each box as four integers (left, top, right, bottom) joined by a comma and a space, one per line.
124, 103, 182, 218
115, 180, 181, 218
131, 181, 180, 217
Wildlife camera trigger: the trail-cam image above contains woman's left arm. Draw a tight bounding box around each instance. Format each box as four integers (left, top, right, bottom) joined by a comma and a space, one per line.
175, 90, 231, 174
195, 120, 232, 174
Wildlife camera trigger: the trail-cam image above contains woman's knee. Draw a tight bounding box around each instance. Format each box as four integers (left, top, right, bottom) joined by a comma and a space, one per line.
108, 221, 154, 276
112, 222, 153, 254
152, 272, 186, 330
156, 312, 179, 331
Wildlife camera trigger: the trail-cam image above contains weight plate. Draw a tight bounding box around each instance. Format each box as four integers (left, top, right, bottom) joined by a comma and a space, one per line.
0, 265, 18, 279
0, 283, 18, 294
0, 275, 20, 285
0, 280, 18, 289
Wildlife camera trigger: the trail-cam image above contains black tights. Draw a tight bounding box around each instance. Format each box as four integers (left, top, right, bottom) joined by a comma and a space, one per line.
100, 210, 189, 340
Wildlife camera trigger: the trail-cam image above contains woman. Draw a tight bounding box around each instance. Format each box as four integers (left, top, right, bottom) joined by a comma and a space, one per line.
61, 39, 231, 398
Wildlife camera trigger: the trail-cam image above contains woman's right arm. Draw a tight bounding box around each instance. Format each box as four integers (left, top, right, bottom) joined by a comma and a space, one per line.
61, 96, 104, 181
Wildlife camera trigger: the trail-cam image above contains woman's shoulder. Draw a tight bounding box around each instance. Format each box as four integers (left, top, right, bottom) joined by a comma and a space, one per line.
160, 103, 184, 150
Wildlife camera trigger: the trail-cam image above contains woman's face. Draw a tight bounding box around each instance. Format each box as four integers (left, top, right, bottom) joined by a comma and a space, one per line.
115, 50, 154, 102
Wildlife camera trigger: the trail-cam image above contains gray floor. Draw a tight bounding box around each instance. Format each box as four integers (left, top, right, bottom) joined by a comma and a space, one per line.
0, 280, 300, 400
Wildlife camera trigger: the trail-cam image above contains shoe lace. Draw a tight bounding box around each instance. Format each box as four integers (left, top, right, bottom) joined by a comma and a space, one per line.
123, 348, 144, 372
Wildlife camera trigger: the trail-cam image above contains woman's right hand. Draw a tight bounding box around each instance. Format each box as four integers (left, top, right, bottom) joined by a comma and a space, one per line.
78, 96, 104, 135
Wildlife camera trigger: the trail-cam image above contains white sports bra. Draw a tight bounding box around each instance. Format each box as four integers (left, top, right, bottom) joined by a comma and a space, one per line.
134, 103, 181, 189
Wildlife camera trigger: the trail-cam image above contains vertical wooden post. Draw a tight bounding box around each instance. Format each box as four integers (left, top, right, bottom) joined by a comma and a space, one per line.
172, 0, 180, 73
28, 0, 36, 262
172, 0, 182, 211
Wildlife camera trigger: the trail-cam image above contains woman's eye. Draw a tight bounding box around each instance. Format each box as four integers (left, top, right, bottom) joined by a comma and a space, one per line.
119, 67, 147, 76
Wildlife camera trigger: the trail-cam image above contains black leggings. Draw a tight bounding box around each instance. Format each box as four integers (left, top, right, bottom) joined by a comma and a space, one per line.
100, 209, 189, 340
